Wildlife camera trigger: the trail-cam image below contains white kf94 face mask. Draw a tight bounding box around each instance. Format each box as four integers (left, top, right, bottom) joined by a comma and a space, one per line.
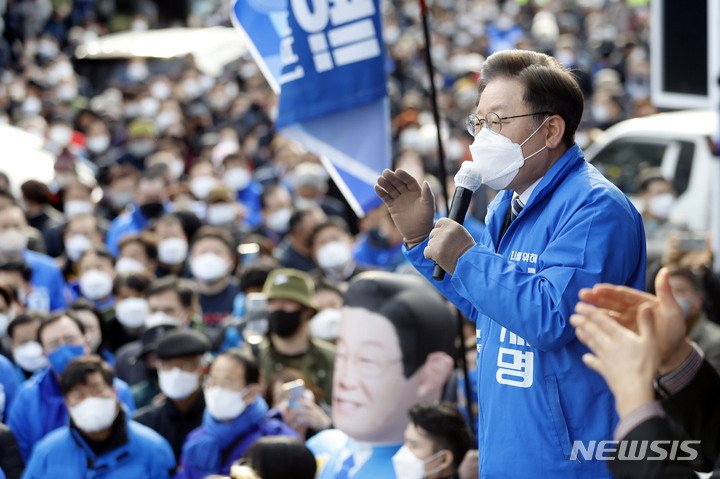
468, 116, 549, 190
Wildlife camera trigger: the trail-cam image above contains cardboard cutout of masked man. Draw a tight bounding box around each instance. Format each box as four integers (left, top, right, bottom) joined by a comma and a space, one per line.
307, 271, 456, 478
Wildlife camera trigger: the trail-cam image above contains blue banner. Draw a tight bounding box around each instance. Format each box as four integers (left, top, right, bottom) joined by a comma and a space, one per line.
231, 0, 390, 216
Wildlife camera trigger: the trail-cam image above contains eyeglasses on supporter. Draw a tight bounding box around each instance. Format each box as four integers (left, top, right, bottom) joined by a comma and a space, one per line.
466, 111, 552, 136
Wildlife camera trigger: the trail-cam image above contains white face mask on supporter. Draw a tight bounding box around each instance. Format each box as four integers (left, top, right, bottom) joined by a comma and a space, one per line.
317, 241, 353, 271
392, 446, 447, 479
79, 270, 114, 300
68, 396, 119, 433
0, 313, 9, 337
145, 311, 183, 329
64, 200, 94, 219
223, 168, 252, 191
309, 308, 342, 341
206, 203, 237, 226
190, 253, 229, 283
115, 297, 149, 329
157, 238, 188, 265
468, 117, 549, 190
0, 229, 28, 255
13, 341, 48, 372
204, 387, 249, 421
265, 208, 291, 233
158, 367, 200, 400
648, 193, 674, 220
65, 234, 93, 263
115, 257, 146, 274
86, 135, 110, 154
189, 176, 218, 201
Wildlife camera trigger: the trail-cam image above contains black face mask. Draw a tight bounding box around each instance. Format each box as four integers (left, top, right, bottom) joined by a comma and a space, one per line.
268, 310, 303, 338
139, 201, 164, 218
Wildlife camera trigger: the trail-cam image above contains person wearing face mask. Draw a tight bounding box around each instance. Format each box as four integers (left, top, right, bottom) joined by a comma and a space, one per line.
0, 289, 20, 423
636, 169, 682, 265
105, 166, 171, 257
290, 162, 348, 220
116, 233, 158, 276
274, 208, 326, 272
154, 212, 201, 279
204, 187, 247, 241
7, 313, 46, 381
667, 267, 720, 374
174, 349, 298, 479
134, 329, 210, 461
60, 213, 105, 281
70, 247, 117, 313
68, 301, 115, 366
258, 268, 335, 402
251, 184, 293, 247
102, 272, 150, 372
392, 401, 474, 479
22, 355, 175, 478
6, 314, 136, 461
0, 205, 69, 312
310, 218, 365, 283
353, 205, 408, 272
221, 153, 263, 229
20, 180, 65, 241
111, 118, 159, 171
43, 180, 101, 259
189, 227, 240, 326
375, 50, 646, 478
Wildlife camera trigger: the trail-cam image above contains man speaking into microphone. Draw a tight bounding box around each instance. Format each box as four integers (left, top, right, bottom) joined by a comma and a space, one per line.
375, 49, 646, 478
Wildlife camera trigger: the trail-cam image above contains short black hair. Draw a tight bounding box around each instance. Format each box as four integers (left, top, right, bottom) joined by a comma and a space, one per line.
78, 246, 116, 267
37, 313, 86, 345
113, 271, 154, 295
0, 260, 33, 282
215, 348, 260, 385
309, 216, 351, 249
118, 231, 158, 261
239, 261, 276, 293
146, 275, 195, 308
409, 401, 474, 470
0, 282, 15, 306
343, 272, 455, 378
666, 266, 702, 292
190, 225, 236, 256
7, 312, 46, 340
68, 299, 103, 323
243, 436, 316, 479
60, 355, 115, 396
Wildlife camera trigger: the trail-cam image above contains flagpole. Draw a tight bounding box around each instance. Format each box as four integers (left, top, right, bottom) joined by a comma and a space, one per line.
418, 0, 450, 207
418, 0, 473, 426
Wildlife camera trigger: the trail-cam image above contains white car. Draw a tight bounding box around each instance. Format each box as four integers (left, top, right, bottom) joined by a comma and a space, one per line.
0, 124, 96, 195
584, 109, 719, 232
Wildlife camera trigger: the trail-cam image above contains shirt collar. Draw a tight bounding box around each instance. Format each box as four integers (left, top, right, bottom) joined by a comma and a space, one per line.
513, 176, 544, 208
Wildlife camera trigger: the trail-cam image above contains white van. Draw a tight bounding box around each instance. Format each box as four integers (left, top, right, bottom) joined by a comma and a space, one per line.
584, 109, 719, 232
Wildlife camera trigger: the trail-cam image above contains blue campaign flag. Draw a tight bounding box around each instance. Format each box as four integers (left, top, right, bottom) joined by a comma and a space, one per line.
231, 0, 390, 216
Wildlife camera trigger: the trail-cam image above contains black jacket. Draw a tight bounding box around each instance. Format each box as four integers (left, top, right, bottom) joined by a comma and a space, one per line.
0, 422, 25, 478
608, 360, 720, 478
132, 391, 205, 461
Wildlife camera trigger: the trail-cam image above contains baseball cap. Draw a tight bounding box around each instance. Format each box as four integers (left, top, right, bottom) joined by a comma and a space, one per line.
263, 268, 318, 310
137, 324, 177, 359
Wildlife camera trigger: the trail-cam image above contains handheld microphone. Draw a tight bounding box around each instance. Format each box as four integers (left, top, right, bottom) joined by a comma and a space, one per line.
433, 162, 483, 281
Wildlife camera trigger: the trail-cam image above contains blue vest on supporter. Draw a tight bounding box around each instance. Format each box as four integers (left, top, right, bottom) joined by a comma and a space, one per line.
7, 367, 136, 461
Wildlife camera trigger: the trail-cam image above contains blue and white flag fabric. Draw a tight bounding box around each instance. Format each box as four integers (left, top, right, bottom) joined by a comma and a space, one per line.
231, 0, 390, 216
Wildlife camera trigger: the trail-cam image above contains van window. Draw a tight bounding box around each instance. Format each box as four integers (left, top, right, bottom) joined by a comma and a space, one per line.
590, 138, 666, 194
673, 141, 694, 196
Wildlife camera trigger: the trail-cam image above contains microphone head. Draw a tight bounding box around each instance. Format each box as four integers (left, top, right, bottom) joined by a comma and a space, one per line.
454, 161, 483, 192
